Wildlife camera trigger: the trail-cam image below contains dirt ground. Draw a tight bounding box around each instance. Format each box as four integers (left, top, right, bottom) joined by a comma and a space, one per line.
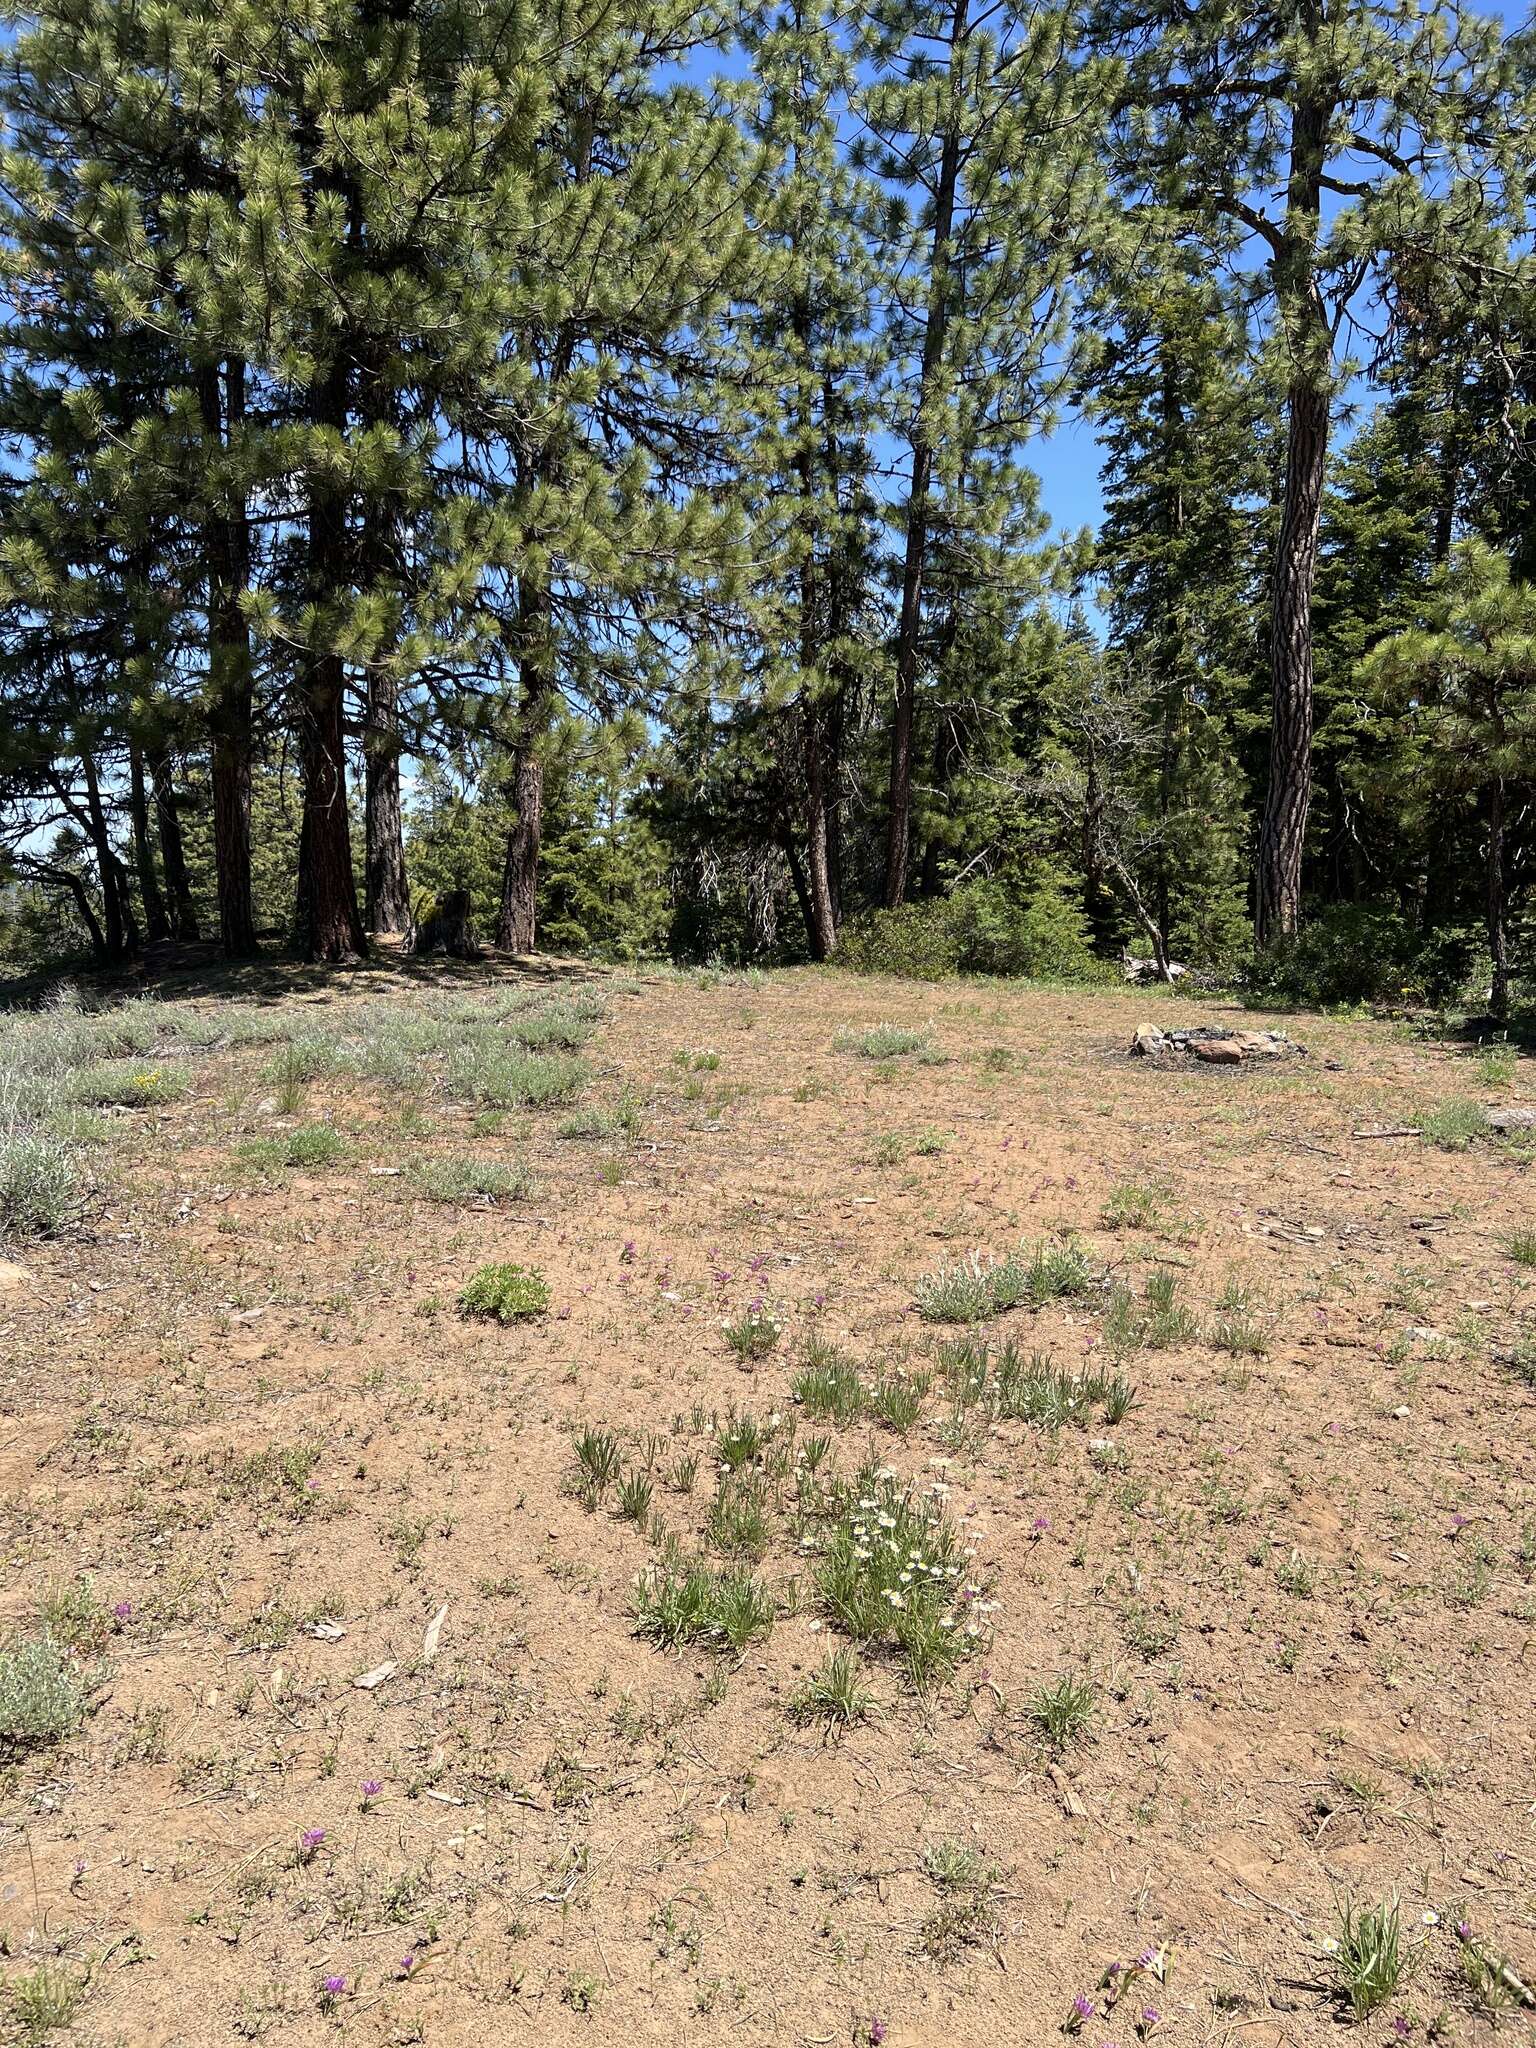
2, 961, 1534, 2048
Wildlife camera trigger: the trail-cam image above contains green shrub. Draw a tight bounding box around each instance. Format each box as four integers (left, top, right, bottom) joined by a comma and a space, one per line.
0, 1135, 78, 1238
443, 1043, 587, 1109
0, 1633, 91, 1754
948, 867, 1109, 983
836, 901, 962, 981
68, 1060, 190, 1108
1246, 905, 1483, 1010
835, 866, 1111, 985
237, 1123, 349, 1174
1420, 1099, 1490, 1152
458, 1262, 550, 1322
411, 1156, 532, 1203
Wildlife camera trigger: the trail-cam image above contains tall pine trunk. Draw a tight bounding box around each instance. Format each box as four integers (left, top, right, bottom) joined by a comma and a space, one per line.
357, 360, 409, 934
1257, 369, 1328, 948
791, 286, 838, 963
148, 750, 201, 941
803, 702, 838, 960
497, 577, 554, 955
128, 745, 170, 943
884, 0, 966, 910
1256, 82, 1329, 951
199, 360, 258, 957
295, 357, 366, 963
364, 664, 409, 933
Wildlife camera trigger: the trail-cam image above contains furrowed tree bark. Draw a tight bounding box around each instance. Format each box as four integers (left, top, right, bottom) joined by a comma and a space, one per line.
1257, 369, 1328, 947
1484, 659, 1509, 1022
364, 661, 410, 934
789, 280, 838, 965
356, 353, 409, 934
803, 702, 838, 960
199, 359, 258, 957
148, 749, 200, 941
128, 743, 170, 943
883, 0, 966, 910
1256, 77, 1330, 951
295, 355, 366, 964
496, 577, 554, 955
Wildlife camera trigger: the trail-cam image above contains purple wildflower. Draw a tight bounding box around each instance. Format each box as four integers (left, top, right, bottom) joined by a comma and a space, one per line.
869, 2021, 887, 2046
361, 1779, 383, 1801
300, 1828, 326, 1856
321, 1975, 346, 1998
399, 1954, 417, 1978
112, 1600, 133, 1624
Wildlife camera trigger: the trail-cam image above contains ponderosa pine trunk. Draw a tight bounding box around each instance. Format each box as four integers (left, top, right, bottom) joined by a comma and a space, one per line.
496, 688, 551, 955
1257, 371, 1328, 948
364, 663, 410, 933
295, 357, 366, 963
148, 750, 201, 942
199, 359, 258, 957
128, 744, 170, 944
803, 702, 838, 961
883, 0, 966, 910
1256, 75, 1330, 952
788, 282, 839, 964
497, 572, 555, 954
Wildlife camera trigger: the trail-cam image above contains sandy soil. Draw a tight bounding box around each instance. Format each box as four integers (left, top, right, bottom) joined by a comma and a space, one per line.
1, 962, 1533, 2048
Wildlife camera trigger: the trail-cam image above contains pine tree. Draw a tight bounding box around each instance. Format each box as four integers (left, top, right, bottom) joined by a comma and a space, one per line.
861, 0, 1106, 905
1090, 0, 1522, 946
1088, 258, 1265, 965
729, 0, 889, 956
1359, 540, 1536, 1020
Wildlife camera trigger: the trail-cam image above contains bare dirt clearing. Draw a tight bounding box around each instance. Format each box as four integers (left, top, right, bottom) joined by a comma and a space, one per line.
1, 964, 1533, 2048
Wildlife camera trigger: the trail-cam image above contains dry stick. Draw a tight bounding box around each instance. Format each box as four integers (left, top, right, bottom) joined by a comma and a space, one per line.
1351, 1125, 1422, 1138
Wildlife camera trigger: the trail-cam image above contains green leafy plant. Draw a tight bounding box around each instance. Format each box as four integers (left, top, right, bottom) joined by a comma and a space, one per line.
816, 1467, 977, 1689
0, 1633, 92, 1754
458, 1262, 550, 1322
411, 1155, 532, 1203
0, 1136, 77, 1239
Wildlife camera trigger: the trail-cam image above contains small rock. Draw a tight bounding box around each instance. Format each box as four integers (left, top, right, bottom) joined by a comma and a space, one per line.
1391, 1404, 1411, 1419
0, 1261, 34, 1292
1131, 1023, 1167, 1058
1194, 1040, 1244, 1064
